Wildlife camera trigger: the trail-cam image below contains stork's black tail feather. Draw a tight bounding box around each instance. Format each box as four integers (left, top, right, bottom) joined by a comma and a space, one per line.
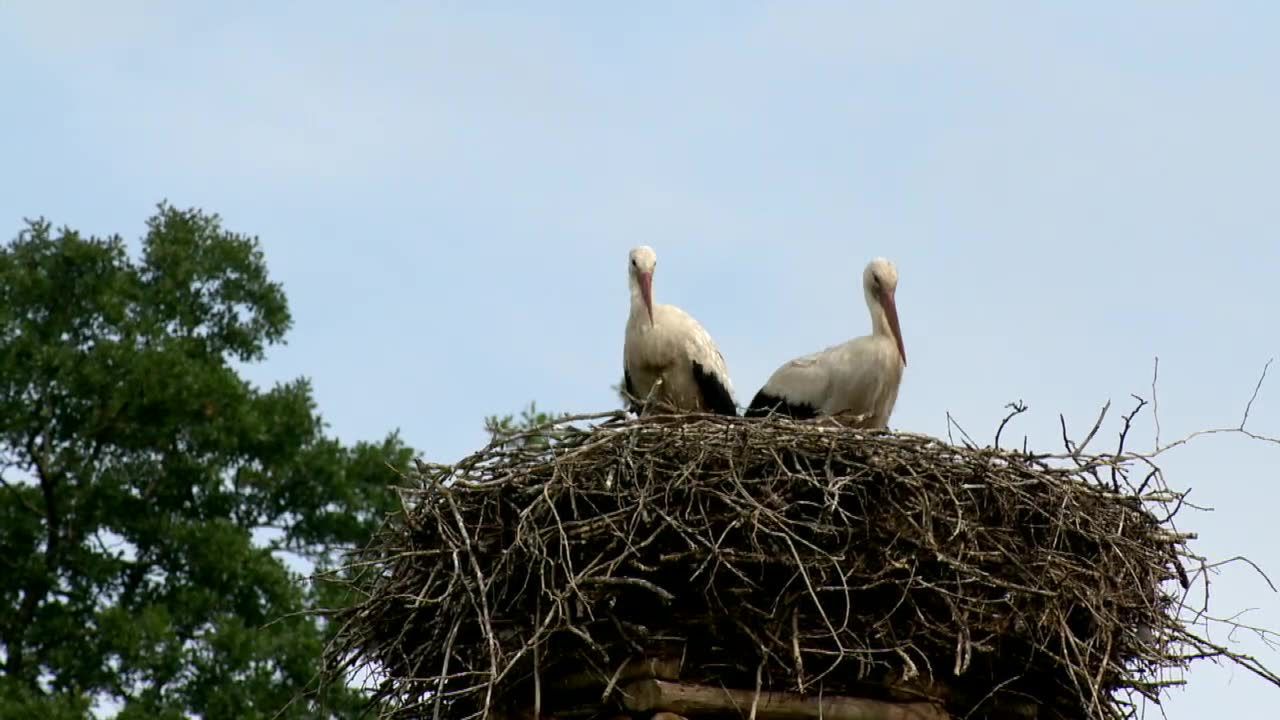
621, 369, 642, 415
691, 362, 738, 417
745, 390, 819, 419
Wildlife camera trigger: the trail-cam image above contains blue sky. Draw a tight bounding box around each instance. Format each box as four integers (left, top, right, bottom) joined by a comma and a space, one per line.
3, 2, 1278, 716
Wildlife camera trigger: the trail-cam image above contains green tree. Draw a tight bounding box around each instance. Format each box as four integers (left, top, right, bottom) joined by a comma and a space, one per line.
483, 402, 568, 451
0, 205, 412, 719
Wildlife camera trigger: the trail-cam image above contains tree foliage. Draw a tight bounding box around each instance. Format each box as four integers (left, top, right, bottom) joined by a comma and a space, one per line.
0, 205, 412, 718
483, 402, 568, 452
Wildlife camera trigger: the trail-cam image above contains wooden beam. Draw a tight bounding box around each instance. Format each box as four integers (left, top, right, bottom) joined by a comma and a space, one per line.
620, 679, 950, 720
550, 656, 682, 692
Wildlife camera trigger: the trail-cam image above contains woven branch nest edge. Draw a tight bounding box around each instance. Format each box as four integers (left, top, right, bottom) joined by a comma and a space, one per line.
324, 411, 1278, 720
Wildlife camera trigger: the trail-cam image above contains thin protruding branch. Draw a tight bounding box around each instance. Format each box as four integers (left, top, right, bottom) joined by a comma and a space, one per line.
1073, 400, 1111, 459
945, 412, 976, 449
1240, 358, 1273, 429
1151, 356, 1161, 452
1145, 359, 1280, 458
994, 400, 1028, 450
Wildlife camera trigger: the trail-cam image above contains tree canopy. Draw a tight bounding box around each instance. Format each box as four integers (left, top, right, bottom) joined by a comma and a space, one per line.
0, 205, 412, 718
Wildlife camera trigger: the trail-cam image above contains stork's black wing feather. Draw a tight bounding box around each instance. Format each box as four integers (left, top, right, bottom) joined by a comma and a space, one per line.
691, 361, 738, 417
745, 390, 819, 419
623, 368, 641, 414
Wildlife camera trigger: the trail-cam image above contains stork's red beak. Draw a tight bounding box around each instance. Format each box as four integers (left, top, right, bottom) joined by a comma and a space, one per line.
639, 272, 654, 325
882, 290, 906, 366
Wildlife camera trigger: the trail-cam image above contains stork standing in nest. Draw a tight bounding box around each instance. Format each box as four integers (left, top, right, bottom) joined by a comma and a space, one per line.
622, 246, 737, 416
746, 257, 906, 427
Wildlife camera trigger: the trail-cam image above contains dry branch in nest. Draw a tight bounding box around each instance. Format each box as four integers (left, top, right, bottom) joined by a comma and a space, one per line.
325, 407, 1280, 720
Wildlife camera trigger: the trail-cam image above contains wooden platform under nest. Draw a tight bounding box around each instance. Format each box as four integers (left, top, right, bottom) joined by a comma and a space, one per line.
489, 654, 1023, 720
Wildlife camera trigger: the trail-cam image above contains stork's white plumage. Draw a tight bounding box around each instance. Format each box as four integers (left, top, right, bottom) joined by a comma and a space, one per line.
745, 258, 906, 427
622, 246, 737, 416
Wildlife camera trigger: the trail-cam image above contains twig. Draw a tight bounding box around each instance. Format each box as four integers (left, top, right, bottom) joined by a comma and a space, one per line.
994, 400, 1028, 450
1151, 356, 1161, 452
946, 412, 976, 449
1241, 358, 1273, 429
1073, 400, 1111, 459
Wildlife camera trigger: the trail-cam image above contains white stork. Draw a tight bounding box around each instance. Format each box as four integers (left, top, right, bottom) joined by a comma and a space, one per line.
745, 257, 906, 427
622, 246, 738, 416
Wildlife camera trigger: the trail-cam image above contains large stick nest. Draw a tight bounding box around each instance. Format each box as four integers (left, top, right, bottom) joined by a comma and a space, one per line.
326, 411, 1279, 720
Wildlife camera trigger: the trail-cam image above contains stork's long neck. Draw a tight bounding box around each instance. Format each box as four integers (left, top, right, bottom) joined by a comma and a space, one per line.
866, 286, 907, 366
867, 291, 893, 339
629, 278, 643, 315
629, 275, 652, 324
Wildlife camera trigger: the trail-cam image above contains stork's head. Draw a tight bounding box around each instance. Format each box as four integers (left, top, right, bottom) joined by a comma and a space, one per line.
628, 246, 657, 324
863, 258, 906, 366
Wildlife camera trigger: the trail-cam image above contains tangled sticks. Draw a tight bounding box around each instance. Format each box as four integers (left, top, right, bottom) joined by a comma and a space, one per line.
327, 411, 1280, 720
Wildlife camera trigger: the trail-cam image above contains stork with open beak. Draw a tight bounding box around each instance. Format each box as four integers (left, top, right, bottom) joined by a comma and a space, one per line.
745, 257, 906, 428
623, 246, 738, 416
